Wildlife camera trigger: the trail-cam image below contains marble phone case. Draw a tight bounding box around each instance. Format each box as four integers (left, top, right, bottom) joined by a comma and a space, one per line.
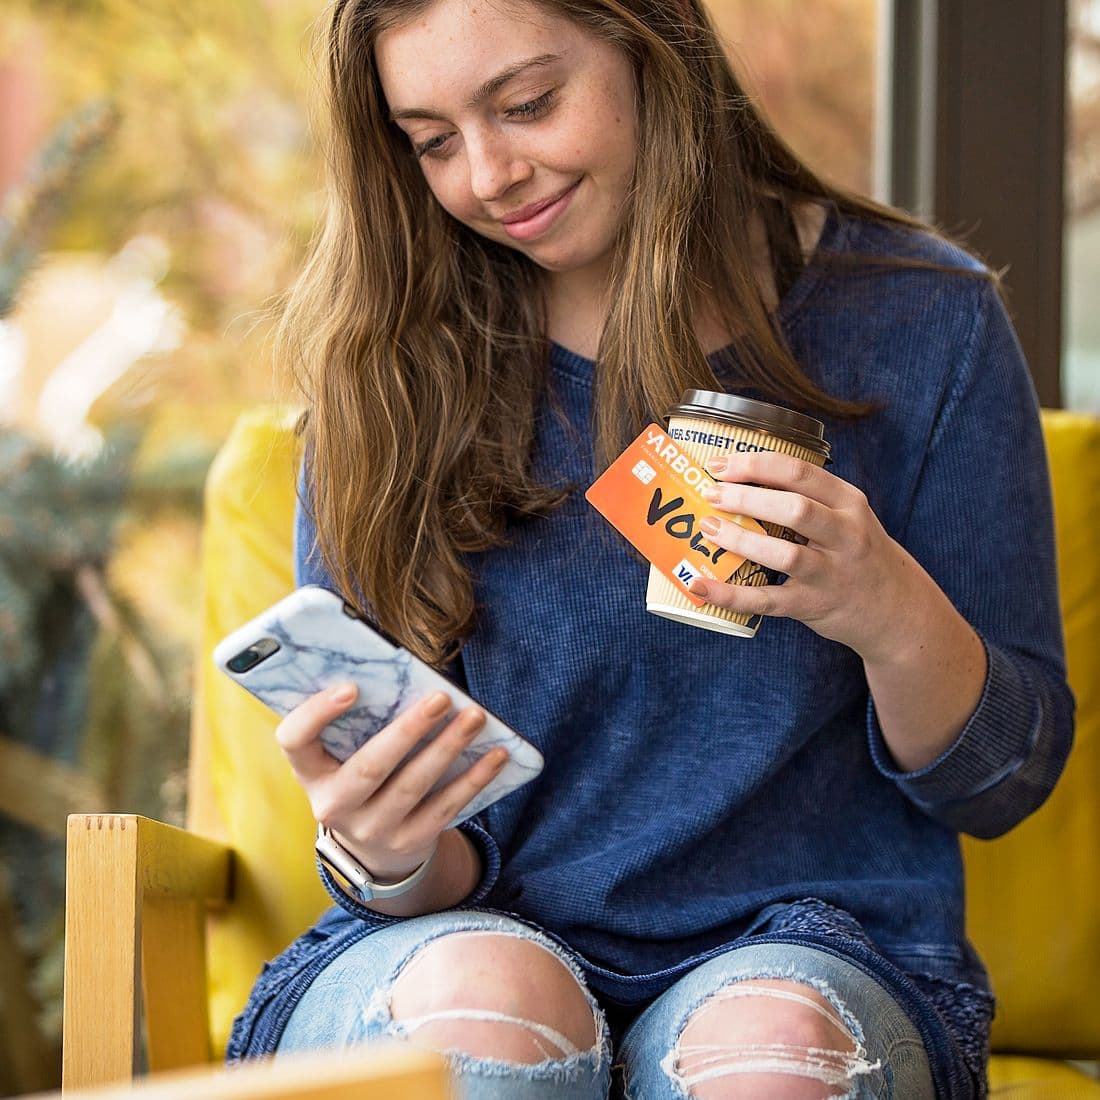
213, 585, 544, 826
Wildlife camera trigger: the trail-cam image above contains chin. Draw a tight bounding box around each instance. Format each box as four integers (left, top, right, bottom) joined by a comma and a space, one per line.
522, 239, 611, 273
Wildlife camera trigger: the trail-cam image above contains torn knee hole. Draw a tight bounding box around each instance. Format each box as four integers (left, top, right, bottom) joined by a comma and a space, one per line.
668, 980, 880, 1097
388, 931, 600, 1064
678, 981, 857, 1052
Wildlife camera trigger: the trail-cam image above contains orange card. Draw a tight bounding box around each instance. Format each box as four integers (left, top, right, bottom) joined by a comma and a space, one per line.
585, 424, 765, 606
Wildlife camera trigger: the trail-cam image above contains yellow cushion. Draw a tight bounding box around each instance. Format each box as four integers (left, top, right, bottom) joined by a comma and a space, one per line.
962, 411, 1100, 1057
989, 1056, 1100, 1098
191, 406, 328, 1056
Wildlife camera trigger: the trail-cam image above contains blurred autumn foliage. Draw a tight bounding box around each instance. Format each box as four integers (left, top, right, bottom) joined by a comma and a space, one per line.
708, 0, 878, 195
1067, 0, 1100, 409
1070, 0, 1100, 217
0, 0, 1096, 1094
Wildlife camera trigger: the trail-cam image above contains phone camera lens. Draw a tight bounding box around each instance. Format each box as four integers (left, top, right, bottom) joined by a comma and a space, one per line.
228, 649, 259, 673
227, 636, 280, 673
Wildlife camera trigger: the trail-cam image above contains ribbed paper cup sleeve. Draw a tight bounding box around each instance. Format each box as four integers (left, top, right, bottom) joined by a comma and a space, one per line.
646, 414, 828, 637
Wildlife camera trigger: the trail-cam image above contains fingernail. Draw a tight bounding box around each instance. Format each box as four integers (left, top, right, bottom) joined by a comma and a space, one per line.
700, 483, 720, 501
422, 691, 451, 718
330, 684, 356, 704
690, 579, 710, 599
706, 458, 728, 474
699, 516, 721, 536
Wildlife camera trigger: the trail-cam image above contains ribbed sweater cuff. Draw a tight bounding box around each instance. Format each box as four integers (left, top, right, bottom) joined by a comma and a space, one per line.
866, 638, 1039, 809
455, 816, 503, 904
318, 816, 502, 923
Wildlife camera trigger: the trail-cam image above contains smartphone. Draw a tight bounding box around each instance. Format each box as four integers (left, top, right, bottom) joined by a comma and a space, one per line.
213, 585, 544, 826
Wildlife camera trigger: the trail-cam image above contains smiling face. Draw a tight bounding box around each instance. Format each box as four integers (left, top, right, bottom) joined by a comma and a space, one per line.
375, 0, 639, 288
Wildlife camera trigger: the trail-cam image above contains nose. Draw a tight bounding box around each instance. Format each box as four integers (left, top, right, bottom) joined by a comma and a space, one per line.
466, 129, 532, 204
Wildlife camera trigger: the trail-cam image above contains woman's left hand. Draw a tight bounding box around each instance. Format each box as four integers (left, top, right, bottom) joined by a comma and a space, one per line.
691, 452, 934, 663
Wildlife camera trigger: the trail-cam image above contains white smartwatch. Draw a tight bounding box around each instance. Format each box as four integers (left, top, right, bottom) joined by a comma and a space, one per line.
315, 825, 437, 900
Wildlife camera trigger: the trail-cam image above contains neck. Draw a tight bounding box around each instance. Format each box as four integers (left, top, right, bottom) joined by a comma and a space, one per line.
544, 201, 826, 360
544, 262, 614, 359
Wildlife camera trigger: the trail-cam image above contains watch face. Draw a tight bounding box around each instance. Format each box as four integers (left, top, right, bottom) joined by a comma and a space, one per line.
316, 829, 369, 892
317, 848, 350, 883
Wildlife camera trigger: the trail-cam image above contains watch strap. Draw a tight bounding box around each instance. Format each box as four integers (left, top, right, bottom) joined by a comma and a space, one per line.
315, 824, 437, 900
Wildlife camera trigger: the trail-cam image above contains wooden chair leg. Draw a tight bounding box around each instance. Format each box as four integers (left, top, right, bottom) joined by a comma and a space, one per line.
63, 817, 142, 1087
141, 897, 213, 1071
63, 815, 230, 1090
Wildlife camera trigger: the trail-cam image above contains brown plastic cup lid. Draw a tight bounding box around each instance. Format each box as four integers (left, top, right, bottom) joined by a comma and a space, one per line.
669, 389, 830, 461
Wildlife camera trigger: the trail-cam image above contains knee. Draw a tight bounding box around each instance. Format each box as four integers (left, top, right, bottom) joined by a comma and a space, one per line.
389, 930, 599, 1065
673, 979, 861, 1100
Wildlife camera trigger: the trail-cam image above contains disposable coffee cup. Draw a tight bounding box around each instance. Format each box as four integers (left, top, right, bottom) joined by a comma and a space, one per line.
646, 389, 831, 637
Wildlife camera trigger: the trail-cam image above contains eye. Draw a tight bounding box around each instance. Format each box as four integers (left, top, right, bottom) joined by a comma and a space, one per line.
413, 132, 451, 160
504, 90, 555, 119
410, 89, 557, 161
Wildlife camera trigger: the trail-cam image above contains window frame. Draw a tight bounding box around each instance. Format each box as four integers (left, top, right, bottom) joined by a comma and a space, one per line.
877, 0, 1067, 408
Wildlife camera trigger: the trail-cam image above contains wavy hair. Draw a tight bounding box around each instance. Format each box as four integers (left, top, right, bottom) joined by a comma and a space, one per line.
278, 0, 927, 665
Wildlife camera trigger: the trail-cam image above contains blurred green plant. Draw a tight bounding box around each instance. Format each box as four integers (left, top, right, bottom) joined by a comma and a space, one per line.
0, 100, 117, 317
0, 429, 135, 705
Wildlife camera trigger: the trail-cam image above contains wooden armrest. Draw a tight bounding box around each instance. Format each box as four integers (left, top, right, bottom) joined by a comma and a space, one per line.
35, 1045, 452, 1100
63, 815, 232, 1090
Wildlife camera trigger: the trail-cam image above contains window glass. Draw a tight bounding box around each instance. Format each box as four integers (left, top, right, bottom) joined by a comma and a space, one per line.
703, 0, 879, 195
1066, 0, 1100, 410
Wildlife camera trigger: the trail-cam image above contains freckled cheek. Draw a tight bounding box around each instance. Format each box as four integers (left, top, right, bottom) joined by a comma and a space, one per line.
420, 172, 476, 223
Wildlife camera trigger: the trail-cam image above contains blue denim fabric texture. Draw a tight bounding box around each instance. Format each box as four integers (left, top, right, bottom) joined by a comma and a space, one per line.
230, 205, 1075, 1099
274, 910, 936, 1099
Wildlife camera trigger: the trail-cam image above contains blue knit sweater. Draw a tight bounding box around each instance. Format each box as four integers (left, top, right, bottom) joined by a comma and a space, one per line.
230, 207, 1074, 1098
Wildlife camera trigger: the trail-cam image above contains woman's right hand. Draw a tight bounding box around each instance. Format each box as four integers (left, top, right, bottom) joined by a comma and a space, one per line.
275, 684, 509, 883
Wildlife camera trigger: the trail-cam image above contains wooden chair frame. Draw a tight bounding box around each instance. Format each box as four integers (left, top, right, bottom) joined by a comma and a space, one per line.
37, 1046, 450, 1100
63, 814, 231, 1089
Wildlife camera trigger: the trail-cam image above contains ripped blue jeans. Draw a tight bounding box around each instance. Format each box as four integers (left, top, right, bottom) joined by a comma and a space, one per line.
277, 910, 935, 1099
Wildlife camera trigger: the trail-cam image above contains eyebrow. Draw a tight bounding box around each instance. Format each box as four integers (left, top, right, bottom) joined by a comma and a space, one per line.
388, 53, 562, 122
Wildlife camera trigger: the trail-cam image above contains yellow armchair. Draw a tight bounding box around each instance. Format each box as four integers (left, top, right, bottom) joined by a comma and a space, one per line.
63, 406, 1100, 1095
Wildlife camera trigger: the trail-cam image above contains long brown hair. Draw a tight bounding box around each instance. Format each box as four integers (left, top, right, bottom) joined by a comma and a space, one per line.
279, 0, 930, 665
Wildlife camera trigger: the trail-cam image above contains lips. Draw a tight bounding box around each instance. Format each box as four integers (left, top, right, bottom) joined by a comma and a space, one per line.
500, 181, 579, 225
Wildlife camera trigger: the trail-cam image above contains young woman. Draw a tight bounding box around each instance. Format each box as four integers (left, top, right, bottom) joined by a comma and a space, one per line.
226, 1, 1074, 1097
